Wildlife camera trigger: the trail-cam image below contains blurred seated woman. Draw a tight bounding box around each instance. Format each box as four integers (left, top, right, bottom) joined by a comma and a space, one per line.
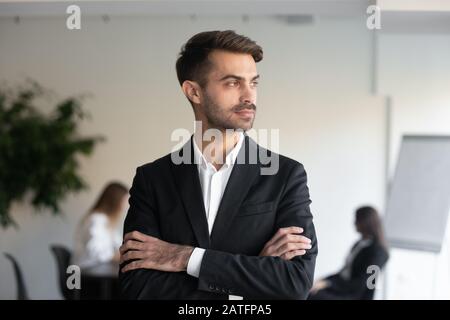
72, 182, 129, 269
308, 206, 389, 300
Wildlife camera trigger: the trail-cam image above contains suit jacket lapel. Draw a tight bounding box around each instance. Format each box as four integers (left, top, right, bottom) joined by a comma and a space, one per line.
169, 136, 210, 249
210, 135, 261, 247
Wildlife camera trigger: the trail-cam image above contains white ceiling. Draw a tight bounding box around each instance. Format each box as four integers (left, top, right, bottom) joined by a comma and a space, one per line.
0, 0, 373, 17
1, 0, 449, 32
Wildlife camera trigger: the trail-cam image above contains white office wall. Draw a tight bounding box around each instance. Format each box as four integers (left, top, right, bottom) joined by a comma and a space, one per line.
378, 33, 450, 299
0, 15, 385, 299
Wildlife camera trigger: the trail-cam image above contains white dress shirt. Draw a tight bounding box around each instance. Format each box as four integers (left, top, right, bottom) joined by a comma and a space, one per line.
186, 132, 244, 299
72, 213, 122, 269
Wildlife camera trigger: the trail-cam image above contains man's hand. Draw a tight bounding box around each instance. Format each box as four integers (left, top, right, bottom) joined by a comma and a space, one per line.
259, 226, 312, 260
120, 231, 194, 273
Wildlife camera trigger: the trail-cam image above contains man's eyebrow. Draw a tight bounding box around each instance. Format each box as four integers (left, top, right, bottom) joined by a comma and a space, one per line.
219, 74, 260, 81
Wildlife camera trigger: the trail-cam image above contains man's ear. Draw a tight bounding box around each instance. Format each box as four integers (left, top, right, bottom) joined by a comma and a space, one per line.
181, 80, 201, 105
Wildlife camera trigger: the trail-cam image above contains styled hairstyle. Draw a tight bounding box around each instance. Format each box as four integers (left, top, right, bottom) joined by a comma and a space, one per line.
176, 30, 263, 88
355, 206, 388, 250
88, 182, 129, 221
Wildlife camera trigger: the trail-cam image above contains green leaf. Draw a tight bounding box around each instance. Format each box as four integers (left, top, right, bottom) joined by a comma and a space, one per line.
0, 80, 104, 229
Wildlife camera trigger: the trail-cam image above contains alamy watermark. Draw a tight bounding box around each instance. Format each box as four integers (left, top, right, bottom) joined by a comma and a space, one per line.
366, 5, 381, 30
170, 121, 280, 175
66, 264, 81, 290
66, 5, 81, 30
366, 264, 382, 290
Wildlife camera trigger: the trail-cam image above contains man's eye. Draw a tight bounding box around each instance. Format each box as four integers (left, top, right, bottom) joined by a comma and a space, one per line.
228, 81, 239, 87
251, 81, 259, 87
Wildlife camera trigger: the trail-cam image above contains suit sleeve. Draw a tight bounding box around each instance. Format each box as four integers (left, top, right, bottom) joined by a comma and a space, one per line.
197, 162, 318, 300
119, 166, 194, 299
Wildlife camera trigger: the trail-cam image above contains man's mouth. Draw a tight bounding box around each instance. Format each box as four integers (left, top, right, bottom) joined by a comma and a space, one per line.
235, 109, 255, 118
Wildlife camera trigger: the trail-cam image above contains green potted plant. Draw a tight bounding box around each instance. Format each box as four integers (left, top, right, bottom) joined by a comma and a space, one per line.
0, 80, 104, 228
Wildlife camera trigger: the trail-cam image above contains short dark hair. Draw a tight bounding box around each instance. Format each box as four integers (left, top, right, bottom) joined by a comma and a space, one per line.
176, 30, 263, 87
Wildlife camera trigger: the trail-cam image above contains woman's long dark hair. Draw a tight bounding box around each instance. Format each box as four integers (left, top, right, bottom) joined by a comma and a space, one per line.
355, 206, 388, 250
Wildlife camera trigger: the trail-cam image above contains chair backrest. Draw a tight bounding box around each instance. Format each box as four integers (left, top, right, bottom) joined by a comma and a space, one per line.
3, 253, 29, 300
50, 245, 78, 300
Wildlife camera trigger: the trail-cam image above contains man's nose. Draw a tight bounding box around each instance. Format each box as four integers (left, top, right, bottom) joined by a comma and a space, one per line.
240, 84, 256, 105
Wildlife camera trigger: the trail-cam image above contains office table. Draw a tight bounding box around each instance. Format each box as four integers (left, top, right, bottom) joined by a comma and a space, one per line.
81, 263, 120, 300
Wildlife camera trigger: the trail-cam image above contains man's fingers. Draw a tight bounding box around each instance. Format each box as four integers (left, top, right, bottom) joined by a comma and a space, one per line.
119, 239, 144, 255
271, 234, 311, 253
297, 235, 311, 244
265, 226, 304, 248
120, 249, 146, 264
277, 242, 311, 256
266, 227, 303, 246
124, 231, 153, 243
121, 258, 156, 273
281, 250, 306, 261
260, 227, 309, 257
279, 234, 311, 245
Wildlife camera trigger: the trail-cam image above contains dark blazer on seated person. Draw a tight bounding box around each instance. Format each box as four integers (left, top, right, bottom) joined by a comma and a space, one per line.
119, 135, 318, 300
309, 239, 389, 300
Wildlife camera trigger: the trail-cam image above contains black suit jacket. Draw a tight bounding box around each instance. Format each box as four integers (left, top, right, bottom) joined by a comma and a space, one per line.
119, 135, 318, 299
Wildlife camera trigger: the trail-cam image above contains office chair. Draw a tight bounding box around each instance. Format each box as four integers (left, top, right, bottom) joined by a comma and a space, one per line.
3, 252, 29, 300
50, 245, 80, 300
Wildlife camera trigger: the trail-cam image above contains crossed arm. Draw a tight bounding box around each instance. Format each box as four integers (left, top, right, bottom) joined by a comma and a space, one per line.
120, 163, 317, 299
120, 226, 311, 273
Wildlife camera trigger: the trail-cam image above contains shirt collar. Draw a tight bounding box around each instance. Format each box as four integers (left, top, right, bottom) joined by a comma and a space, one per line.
193, 131, 244, 171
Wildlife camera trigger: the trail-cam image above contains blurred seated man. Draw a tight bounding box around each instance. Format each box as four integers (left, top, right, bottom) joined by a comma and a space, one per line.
72, 181, 129, 299
308, 206, 389, 300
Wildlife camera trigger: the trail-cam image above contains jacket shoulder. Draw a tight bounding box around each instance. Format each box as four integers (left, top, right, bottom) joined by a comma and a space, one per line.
136, 152, 173, 176
258, 143, 307, 174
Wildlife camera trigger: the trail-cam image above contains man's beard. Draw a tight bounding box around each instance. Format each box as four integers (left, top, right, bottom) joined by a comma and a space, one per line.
202, 92, 256, 131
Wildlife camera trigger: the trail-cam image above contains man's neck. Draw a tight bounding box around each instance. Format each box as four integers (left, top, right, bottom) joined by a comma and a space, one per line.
194, 124, 241, 171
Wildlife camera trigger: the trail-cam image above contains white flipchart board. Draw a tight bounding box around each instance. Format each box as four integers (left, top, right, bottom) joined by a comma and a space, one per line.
385, 135, 450, 253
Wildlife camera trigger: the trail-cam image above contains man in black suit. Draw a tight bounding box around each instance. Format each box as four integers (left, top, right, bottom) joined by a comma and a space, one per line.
119, 30, 318, 299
